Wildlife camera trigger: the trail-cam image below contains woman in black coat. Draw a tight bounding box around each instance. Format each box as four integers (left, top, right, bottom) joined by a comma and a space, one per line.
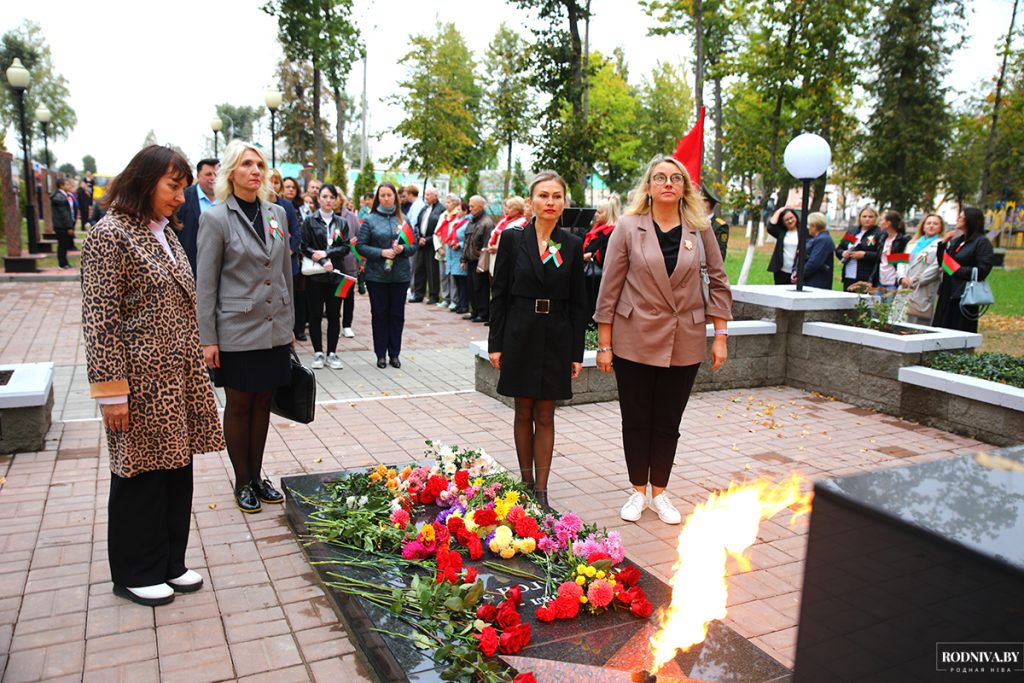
836, 205, 884, 292
766, 207, 800, 285
488, 170, 587, 507
871, 209, 910, 292
932, 206, 994, 333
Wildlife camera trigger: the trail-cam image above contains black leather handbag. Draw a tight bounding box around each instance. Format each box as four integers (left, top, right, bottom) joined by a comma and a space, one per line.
271, 349, 316, 423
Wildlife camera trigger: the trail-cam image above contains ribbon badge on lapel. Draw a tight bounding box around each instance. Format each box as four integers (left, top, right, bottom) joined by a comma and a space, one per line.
268, 215, 285, 240
542, 240, 563, 267
866, 235, 876, 247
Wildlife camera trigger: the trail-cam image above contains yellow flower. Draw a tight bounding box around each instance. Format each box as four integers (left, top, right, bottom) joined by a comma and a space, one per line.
495, 500, 510, 520
609, 578, 616, 586
585, 566, 596, 578
575, 576, 586, 586
505, 490, 520, 505
493, 526, 513, 545
400, 466, 412, 481
376, 464, 388, 474
420, 525, 435, 543
499, 547, 516, 559
387, 468, 397, 479
386, 478, 399, 490
576, 565, 586, 574
580, 596, 588, 604
489, 539, 501, 553
474, 477, 484, 487
519, 537, 536, 554
596, 570, 606, 580
465, 517, 478, 533
369, 472, 382, 482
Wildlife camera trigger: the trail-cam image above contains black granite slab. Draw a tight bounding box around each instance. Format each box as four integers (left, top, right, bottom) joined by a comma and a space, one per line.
282, 470, 791, 683
793, 447, 1024, 681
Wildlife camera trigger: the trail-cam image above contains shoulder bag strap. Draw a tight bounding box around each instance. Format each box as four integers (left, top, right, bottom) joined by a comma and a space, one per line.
695, 228, 710, 308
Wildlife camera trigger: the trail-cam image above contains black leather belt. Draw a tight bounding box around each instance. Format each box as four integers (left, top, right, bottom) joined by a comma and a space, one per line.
512, 297, 566, 314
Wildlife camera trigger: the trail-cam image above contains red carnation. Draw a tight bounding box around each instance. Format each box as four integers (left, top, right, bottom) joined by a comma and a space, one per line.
419, 490, 435, 505
552, 596, 580, 619
587, 551, 611, 564
426, 475, 448, 499
513, 516, 541, 539
466, 536, 483, 560
513, 674, 537, 683
454, 470, 470, 490
473, 508, 498, 527
475, 625, 498, 656
447, 516, 466, 536
617, 586, 645, 605
498, 622, 532, 654
464, 567, 478, 584
496, 601, 521, 630
535, 605, 556, 622
477, 604, 498, 622
630, 598, 653, 618
432, 522, 450, 546
506, 585, 523, 608
616, 565, 641, 587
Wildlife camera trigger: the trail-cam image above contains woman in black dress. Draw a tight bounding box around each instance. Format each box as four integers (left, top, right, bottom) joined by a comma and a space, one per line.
932, 206, 994, 333
488, 171, 587, 507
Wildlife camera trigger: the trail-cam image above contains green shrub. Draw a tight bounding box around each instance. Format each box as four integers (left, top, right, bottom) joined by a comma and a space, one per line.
927, 351, 1024, 389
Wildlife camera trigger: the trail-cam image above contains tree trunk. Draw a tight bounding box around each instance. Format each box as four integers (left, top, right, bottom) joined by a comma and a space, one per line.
313, 61, 324, 178
713, 76, 723, 188
810, 176, 826, 212
979, 0, 1018, 206
334, 86, 345, 159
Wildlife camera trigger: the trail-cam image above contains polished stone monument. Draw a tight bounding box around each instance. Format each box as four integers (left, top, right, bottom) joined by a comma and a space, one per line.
793, 447, 1024, 681
282, 471, 792, 683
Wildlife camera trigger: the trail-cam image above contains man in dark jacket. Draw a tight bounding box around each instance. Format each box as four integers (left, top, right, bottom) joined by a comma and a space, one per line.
51, 177, 77, 269
177, 158, 219, 277
702, 184, 730, 260
463, 195, 495, 322
412, 188, 444, 303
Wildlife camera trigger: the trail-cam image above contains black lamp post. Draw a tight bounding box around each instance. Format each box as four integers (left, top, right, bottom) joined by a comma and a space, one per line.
211, 114, 222, 157
6, 58, 38, 255
265, 88, 283, 168
783, 133, 832, 291
35, 105, 51, 171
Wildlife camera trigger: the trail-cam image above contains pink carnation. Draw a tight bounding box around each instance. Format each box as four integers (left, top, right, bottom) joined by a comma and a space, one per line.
401, 541, 430, 560
587, 579, 614, 608
389, 509, 410, 529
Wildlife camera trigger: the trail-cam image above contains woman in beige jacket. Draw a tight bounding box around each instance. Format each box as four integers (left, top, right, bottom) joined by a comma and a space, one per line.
594, 156, 732, 525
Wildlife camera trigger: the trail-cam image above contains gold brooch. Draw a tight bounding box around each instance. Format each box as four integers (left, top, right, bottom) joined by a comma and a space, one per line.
684, 239, 694, 251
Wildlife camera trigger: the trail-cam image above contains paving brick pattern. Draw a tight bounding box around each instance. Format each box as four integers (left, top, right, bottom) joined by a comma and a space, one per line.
0, 281, 991, 681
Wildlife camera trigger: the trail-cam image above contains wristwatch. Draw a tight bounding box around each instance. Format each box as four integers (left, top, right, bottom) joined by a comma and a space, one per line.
596, 346, 613, 353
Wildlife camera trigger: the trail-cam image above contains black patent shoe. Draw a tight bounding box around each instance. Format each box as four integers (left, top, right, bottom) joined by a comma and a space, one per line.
377, 358, 387, 369
235, 484, 262, 514
535, 489, 550, 508
389, 358, 401, 369
252, 478, 284, 504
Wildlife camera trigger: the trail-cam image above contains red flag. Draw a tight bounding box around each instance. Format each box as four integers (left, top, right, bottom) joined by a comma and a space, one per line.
887, 252, 910, 264
672, 106, 706, 187
333, 273, 357, 298
398, 222, 415, 246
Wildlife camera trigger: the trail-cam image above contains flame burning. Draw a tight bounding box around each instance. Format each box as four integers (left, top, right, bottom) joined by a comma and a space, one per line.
649, 474, 813, 672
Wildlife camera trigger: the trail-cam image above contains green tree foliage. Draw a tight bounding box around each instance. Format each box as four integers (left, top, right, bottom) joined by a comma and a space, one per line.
482, 23, 534, 196
856, 0, 964, 214
57, 162, 75, 176
276, 58, 333, 166
985, 50, 1024, 204
0, 21, 76, 151
512, 158, 528, 196
942, 107, 986, 207
214, 103, 264, 144
353, 158, 376, 200
328, 148, 348, 195
81, 155, 96, 173
391, 22, 481, 184
585, 51, 641, 194
635, 60, 693, 164
263, 0, 360, 177
512, 0, 593, 205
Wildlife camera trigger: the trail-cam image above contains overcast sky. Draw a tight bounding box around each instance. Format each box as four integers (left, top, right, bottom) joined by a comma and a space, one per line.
1, 0, 1016, 174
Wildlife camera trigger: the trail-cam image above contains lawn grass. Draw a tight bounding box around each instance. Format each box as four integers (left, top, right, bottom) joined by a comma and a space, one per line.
1, 218, 83, 270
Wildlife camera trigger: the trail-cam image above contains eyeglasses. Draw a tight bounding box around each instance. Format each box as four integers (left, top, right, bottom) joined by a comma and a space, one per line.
651, 173, 685, 186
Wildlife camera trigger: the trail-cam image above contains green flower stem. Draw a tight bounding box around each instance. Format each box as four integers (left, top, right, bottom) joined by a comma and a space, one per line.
482, 561, 544, 581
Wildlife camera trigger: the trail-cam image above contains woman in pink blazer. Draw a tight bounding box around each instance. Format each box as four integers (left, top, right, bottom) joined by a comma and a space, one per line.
594, 156, 732, 524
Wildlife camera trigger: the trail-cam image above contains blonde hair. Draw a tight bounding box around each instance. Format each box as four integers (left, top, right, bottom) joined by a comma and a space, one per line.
625, 156, 709, 231
504, 195, 525, 216
215, 140, 272, 203
912, 213, 945, 240
597, 197, 620, 225
528, 170, 568, 197
807, 212, 827, 230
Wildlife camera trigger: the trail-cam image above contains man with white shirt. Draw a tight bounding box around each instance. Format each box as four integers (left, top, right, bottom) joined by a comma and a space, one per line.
411, 187, 443, 304
403, 185, 427, 301
177, 158, 219, 277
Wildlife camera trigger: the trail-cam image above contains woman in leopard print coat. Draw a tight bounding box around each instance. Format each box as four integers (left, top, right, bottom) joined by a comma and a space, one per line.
81, 145, 223, 607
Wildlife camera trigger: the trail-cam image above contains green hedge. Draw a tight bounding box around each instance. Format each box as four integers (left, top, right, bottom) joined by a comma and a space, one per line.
927, 351, 1024, 389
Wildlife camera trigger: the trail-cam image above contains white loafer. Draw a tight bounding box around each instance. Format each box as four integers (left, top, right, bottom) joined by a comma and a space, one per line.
619, 491, 648, 522
167, 569, 204, 593
113, 582, 175, 606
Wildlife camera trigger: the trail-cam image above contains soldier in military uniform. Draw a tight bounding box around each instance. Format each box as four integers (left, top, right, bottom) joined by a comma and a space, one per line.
701, 184, 730, 260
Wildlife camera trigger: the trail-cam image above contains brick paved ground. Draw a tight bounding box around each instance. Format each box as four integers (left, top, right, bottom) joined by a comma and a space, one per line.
0, 282, 991, 682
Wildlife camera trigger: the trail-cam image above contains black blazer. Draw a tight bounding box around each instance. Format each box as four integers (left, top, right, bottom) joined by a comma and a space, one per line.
51, 191, 75, 231
488, 222, 587, 401
177, 185, 202, 277
420, 200, 444, 239
300, 212, 353, 282
583, 229, 613, 272
766, 213, 798, 273
871, 233, 910, 286
834, 226, 883, 283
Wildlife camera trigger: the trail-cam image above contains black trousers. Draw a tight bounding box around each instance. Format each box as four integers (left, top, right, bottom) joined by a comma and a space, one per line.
413, 241, 440, 302
465, 261, 477, 314
292, 273, 308, 337
306, 278, 342, 353
772, 270, 791, 285
452, 274, 468, 311
108, 462, 193, 588
342, 286, 354, 328
57, 228, 75, 267
471, 261, 490, 320
613, 356, 700, 488
366, 280, 408, 360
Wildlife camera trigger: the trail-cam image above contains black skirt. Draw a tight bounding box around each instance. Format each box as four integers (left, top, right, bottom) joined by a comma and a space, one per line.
218, 345, 291, 392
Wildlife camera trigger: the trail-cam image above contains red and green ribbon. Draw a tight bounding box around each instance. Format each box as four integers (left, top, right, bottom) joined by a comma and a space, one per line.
887, 252, 910, 264
268, 215, 285, 240
334, 273, 357, 298
941, 251, 960, 276
398, 222, 415, 246
542, 241, 563, 267
866, 235, 876, 246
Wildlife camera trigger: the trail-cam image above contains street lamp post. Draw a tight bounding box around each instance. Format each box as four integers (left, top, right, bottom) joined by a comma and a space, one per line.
211, 114, 223, 157
264, 88, 283, 168
6, 58, 38, 255
783, 133, 832, 292
35, 105, 51, 170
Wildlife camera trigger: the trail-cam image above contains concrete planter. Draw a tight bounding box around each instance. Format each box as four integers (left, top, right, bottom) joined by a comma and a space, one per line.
0, 363, 55, 454
897, 366, 1024, 446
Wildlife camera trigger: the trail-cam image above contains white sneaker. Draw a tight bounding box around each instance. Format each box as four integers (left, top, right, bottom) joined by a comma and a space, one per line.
342, 327, 355, 338
327, 353, 343, 369
311, 352, 325, 369
619, 491, 648, 522
448, 302, 457, 310
167, 569, 204, 593
436, 301, 448, 308
113, 582, 175, 606
651, 492, 682, 524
